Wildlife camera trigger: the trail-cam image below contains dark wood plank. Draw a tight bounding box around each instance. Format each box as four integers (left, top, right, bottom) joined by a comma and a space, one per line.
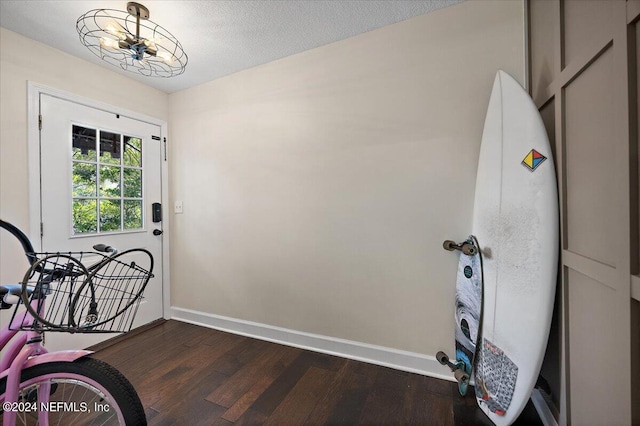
148, 400, 226, 426
209, 338, 276, 377
420, 372, 454, 397
244, 351, 345, 418
304, 360, 377, 425
135, 334, 242, 408
401, 374, 454, 425
208, 342, 300, 407
89, 320, 543, 425
264, 366, 335, 426
233, 408, 268, 426
146, 349, 231, 424
221, 373, 281, 422
220, 347, 301, 421
93, 320, 214, 371
357, 367, 412, 425
87, 318, 167, 352
90, 320, 176, 361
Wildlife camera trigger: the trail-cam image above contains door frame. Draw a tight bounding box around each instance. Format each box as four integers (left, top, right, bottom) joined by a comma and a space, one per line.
26, 81, 171, 320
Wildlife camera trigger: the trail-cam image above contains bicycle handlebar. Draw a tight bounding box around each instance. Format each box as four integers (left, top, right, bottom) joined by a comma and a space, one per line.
0, 219, 37, 266
1, 219, 119, 264
93, 244, 118, 256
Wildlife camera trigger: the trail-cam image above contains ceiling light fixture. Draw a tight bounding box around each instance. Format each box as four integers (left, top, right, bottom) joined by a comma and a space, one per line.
76, 2, 187, 78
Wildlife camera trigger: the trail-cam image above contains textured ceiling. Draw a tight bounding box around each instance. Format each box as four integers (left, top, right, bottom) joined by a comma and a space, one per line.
0, 1, 462, 93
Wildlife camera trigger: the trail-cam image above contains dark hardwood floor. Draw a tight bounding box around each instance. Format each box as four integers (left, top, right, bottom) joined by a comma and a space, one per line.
91, 320, 542, 425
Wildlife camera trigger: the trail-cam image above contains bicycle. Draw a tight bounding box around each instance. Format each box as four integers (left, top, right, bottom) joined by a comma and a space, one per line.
0, 219, 153, 425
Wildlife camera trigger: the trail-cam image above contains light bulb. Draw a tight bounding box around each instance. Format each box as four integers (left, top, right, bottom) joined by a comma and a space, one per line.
143, 39, 157, 50
100, 37, 120, 50
142, 39, 157, 56
105, 21, 126, 39
156, 50, 175, 65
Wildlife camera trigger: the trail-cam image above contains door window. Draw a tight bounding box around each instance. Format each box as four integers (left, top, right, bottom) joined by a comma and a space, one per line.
72, 124, 144, 235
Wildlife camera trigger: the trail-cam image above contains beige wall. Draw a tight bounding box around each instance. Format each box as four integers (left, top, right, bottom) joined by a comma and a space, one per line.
168, 0, 524, 357
0, 1, 525, 372
0, 28, 168, 293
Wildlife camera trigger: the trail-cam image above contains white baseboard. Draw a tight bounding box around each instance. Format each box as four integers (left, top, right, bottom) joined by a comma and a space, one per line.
170, 306, 453, 382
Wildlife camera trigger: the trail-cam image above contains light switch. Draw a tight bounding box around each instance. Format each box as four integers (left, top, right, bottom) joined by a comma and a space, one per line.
174, 200, 183, 214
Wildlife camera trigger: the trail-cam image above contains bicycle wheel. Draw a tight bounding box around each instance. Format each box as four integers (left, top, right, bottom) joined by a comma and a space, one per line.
0, 357, 146, 425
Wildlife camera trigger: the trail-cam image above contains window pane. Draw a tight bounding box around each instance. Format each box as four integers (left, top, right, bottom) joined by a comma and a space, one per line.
123, 168, 142, 198
73, 199, 97, 234
124, 200, 143, 230
99, 166, 121, 197
72, 162, 97, 197
124, 136, 142, 167
100, 199, 121, 232
72, 125, 96, 161
70, 125, 146, 236
99, 131, 121, 165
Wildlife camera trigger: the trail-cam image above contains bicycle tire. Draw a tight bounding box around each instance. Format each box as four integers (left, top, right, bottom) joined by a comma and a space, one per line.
0, 357, 146, 425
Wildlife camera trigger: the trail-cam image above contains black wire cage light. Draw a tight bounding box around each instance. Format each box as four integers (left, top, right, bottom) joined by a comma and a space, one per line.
76, 2, 188, 78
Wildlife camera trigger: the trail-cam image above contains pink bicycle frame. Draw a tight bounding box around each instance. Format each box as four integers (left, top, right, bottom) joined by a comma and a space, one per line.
0, 298, 92, 425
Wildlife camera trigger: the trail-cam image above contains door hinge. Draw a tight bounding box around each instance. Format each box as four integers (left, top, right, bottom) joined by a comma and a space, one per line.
38, 114, 42, 130
163, 137, 167, 161
40, 222, 44, 238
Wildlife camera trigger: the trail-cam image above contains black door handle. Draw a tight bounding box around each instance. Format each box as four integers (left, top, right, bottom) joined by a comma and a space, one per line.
153, 229, 163, 236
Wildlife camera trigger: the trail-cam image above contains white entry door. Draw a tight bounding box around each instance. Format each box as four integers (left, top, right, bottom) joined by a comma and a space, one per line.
39, 94, 164, 351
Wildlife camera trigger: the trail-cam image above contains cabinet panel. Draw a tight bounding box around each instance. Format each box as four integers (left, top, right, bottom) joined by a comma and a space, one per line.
567, 268, 625, 425
563, 0, 614, 67
564, 47, 617, 267
530, 2, 633, 424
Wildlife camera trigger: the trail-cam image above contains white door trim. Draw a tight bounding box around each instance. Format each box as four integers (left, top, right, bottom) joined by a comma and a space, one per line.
27, 81, 171, 320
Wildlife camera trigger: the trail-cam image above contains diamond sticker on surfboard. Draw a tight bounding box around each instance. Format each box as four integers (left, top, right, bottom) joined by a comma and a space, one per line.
521, 149, 547, 172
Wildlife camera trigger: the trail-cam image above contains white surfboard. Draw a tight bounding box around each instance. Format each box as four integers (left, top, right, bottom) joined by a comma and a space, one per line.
472, 70, 559, 425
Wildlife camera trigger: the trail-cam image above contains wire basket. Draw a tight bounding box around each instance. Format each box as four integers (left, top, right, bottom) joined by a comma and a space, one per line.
10, 249, 154, 333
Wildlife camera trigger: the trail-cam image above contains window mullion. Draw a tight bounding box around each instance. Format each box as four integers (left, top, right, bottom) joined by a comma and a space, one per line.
96, 129, 102, 233
120, 134, 124, 231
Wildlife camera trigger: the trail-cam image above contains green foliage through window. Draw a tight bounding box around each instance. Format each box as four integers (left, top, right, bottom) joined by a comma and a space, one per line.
72, 125, 143, 234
